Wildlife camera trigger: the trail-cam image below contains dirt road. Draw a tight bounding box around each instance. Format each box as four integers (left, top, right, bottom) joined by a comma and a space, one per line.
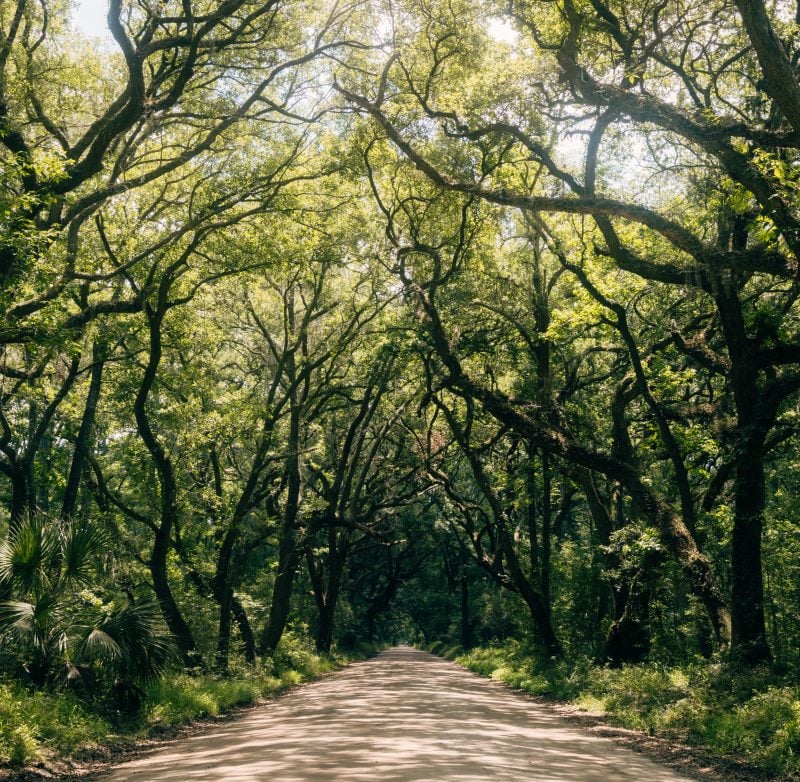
96, 647, 696, 781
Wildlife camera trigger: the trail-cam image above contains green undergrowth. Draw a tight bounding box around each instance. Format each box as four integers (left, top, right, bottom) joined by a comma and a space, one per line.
422, 641, 465, 660
0, 636, 377, 769
456, 639, 800, 779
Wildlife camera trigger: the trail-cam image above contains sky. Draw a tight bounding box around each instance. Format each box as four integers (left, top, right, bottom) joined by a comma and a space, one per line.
72, 0, 111, 39
71, 2, 518, 46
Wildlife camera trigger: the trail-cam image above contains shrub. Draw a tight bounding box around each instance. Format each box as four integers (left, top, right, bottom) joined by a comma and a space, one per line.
0, 514, 175, 702
270, 632, 334, 677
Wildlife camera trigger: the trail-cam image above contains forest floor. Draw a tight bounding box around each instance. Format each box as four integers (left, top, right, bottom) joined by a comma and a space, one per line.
1, 647, 774, 782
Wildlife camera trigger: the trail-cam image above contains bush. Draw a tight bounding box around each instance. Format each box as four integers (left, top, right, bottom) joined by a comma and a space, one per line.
270, 632, 336, 678
146, 665, 285, 725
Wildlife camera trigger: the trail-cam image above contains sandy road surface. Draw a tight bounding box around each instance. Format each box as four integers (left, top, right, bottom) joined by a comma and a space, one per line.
96, 647, 695, 782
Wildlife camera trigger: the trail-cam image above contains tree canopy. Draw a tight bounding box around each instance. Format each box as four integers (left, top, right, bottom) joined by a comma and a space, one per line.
3, 0, 800, 694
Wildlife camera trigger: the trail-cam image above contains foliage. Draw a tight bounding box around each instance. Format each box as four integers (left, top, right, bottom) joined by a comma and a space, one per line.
458, 640, 800, 778
0, 514, 175, 697
0, 682, 109, 767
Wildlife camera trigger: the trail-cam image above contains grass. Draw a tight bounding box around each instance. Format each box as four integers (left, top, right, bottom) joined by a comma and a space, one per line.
0, 683, 109, 766
455, 639, 800, 779
0, 635, 377, 769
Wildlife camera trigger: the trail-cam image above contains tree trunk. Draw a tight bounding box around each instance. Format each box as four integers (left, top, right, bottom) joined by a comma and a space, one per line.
62, 343, 105, 520
135, 299, 198, 667
603, 579, 653, 665
259, 389, 302, 656
260, 540, 302, 655
715, 281, 773, 664
215, 577, 257, 666
8, 466, 28, 531
316, 600, 336, 653
731, 452, 771, 664
231, 595, 258, 663
184, 566, 256, 667
540, 450, 552, 622
497, 524, 563, 657
460, 575, 472, 649
215, 523, 240, 671
307, 525, 348, 654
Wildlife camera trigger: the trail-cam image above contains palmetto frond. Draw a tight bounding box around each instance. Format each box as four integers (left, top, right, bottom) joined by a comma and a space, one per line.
0, 600, 36, 635
80, 627, 123, 661
0, 515, 59, 595
78, 602, 175, 684
0, 514, 110, 682
60, 519, 107, 587
0, 595, 65, 656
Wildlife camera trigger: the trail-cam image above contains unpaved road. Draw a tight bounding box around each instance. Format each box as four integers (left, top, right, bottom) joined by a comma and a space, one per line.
96, 647, 696, 782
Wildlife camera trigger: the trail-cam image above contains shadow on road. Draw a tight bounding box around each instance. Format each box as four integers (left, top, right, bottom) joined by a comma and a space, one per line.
96, 647, 692, 782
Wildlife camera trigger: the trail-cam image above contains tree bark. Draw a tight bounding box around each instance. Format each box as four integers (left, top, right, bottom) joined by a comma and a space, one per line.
134, 295, 199, 667
62, 342, 105, 520
460, 574, 472, 649
259, 371, 303, 656
731, 451, 771, 663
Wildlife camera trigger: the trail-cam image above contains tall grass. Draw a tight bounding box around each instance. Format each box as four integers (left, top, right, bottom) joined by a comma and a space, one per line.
0, 683, 109, 766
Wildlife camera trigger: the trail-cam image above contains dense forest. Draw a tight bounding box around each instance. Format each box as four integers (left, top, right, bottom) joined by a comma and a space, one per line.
3, 0, 800, 773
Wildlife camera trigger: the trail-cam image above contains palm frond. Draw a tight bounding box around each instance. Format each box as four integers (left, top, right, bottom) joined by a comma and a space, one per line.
95, 602, 176, 684
78, 627, 123, 661
0, 600, 36, 635
0, 515, 59, 594
0, 595, 65, 655
61, 519, 106, 586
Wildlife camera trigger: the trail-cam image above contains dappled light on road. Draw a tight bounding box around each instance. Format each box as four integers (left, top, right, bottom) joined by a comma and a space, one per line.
97, 648, 692, 781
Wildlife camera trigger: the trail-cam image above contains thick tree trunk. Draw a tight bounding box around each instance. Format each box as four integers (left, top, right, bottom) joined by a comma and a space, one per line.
602, 541, 663, 665
315, 601, 336, 654
260, 540, 302, 655
715, 282, 773, 664
216, 582, 234, 671
731, 453, 771, 664
540, 450, 552, 622
151, 527, 199, 666
8, 467, 28, 531
603, 581, 653, 665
